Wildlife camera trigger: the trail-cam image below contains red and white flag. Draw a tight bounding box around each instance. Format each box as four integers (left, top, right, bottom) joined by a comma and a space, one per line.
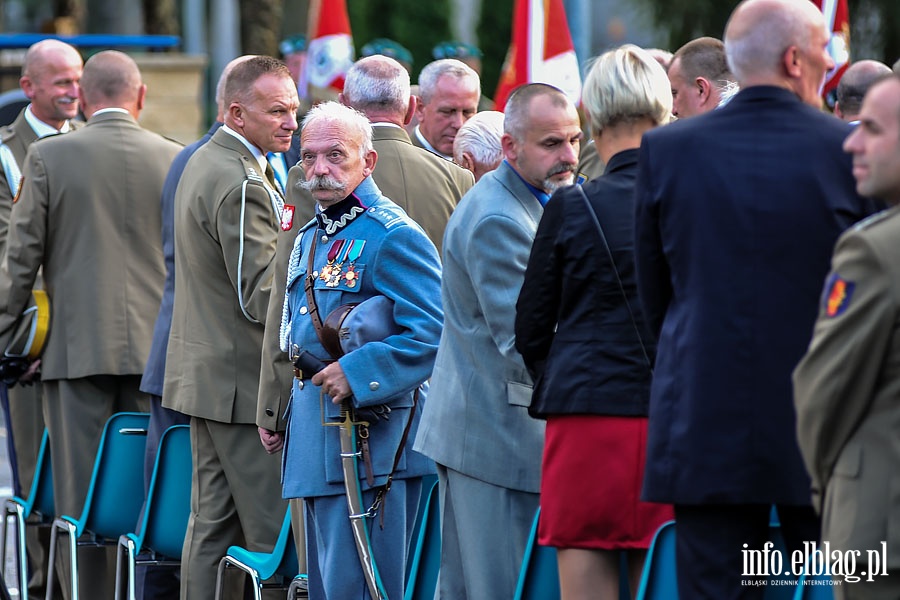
494, 0, 582, 110
811, 0, 850, 99
303, 0, 354, 97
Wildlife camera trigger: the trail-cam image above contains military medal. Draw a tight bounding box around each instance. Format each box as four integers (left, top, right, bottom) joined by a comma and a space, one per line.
326, 241, 351, 287
281, 204, 295, 231
341, 240, 366, 288
319, 239, 345, 283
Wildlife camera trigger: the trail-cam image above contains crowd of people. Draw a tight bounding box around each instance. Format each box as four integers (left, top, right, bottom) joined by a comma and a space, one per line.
0, 0, 900, 599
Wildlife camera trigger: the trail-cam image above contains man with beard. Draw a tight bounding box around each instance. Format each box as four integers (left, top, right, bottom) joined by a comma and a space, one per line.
413, 83, 581, 600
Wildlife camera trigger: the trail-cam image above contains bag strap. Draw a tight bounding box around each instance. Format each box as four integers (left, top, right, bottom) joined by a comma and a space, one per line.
303, 233, 332, 352
575, 185, 653, 372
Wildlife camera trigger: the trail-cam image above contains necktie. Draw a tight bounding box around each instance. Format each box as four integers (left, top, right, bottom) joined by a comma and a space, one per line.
267, 152, 287, 195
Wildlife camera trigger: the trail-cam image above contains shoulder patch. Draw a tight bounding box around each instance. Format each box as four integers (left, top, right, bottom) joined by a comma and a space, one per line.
822, 273, 855, 318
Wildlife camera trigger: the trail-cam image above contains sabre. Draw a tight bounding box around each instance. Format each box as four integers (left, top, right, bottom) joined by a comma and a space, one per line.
293, 347, 390, 600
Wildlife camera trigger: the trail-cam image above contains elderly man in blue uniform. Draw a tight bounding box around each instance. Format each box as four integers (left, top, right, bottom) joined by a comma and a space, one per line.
265, 101, 442, 599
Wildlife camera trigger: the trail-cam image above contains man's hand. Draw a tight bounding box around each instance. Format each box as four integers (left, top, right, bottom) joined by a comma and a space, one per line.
18, 358, 41, 385
311, 361, 352, 404
258, 427, 284, 454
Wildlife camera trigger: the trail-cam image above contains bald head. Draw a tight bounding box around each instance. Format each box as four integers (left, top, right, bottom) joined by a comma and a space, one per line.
19, 40, 82, 129
79, 51, 145, 118
341, 55, 412, 124
835, 60, 892, 121
725, 0, 833, 107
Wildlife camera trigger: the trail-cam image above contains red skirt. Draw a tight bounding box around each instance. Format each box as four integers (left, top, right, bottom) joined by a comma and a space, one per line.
538, 414, 673, 550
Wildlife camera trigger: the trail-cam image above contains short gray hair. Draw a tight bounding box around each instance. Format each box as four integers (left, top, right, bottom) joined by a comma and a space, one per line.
581, 44, 672, 136
301, 101, 374, 158
342, 55, 410, 116
453, 110, 504, 166
417, 58, 481, 103
503, 83, 572, 142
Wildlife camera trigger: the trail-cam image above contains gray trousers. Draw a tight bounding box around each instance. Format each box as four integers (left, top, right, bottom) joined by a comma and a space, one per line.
433, 465, 539, 600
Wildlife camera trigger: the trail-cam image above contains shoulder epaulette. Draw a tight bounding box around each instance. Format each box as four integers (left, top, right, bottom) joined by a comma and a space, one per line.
366, 201, 407, 230
0, 125, 16, 145
240, 156, 267, 186
853, 207, 898, 232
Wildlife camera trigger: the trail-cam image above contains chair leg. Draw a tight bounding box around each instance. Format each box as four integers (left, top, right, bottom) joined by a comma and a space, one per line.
44, 520, 58, 600
67, 522, 79, 600
13, 504, 29, 600
250, 571, 262, 600
114, 536, 127, 600
126, 539, 137, 600
214, 556, 228, 600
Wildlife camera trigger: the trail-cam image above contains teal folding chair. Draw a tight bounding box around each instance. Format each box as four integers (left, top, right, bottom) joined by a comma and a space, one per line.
635, 520, 677, 600
114, 424, 192, 600
404, 477, 440, 600
214, 505, 299, 600
44, 412, 150, 600
513, 507, 560, 600
1, 428, 53, 600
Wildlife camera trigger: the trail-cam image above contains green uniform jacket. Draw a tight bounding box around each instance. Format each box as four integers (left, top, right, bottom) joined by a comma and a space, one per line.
0, 111, 180, 379
794, 206, 900, 568
165, 127, 282, 424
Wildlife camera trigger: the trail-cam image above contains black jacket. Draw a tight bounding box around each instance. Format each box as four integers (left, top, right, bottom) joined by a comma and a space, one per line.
515, 149, 654, 418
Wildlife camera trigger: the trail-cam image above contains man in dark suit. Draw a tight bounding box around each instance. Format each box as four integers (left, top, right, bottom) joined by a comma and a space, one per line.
0, 50, 180, 600
633, 0, 885, 598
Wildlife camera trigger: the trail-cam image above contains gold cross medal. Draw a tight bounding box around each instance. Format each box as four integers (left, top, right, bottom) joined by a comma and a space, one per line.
319, 239, 345, 283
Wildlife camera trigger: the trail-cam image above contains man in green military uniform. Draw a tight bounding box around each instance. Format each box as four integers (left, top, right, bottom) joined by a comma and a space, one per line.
164, 55, 298, 600
794, 73, 900, 599
0, 39, 82, 599
0, 50, 180, 600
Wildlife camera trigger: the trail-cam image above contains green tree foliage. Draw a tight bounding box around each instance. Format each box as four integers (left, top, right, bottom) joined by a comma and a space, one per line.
348, 0, 452, 81
478, 0, 514, 99
241, 0, 283, 56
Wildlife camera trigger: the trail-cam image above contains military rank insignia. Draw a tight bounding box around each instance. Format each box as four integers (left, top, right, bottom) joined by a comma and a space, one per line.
823, 273, 855, 318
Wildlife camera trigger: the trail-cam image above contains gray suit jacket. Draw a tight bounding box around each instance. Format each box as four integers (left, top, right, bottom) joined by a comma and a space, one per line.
413, 161, 546, 493
0, 111, 180, 379
164, 127, 281, 424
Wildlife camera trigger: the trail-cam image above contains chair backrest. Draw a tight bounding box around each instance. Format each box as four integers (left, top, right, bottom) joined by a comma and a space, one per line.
22, 428, 53, 519
259, 506, 296, 581
136, 424, 192, 559
635, 520, 677, 600
77, 412, 150, 540
512, 508, 560, 600
404, 478, 440, 600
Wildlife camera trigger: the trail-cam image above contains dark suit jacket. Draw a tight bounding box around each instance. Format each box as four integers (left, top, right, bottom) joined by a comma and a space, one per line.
634, 86, 884, 505
516, 149, 654, 418
140, 121, 222, 397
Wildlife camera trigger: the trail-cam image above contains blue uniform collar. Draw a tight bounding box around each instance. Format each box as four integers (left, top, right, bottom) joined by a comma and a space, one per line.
315, 177, 381, 236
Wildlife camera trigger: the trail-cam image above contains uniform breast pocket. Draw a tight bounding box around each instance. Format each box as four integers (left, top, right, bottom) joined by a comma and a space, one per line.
313, 262, 367, 294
